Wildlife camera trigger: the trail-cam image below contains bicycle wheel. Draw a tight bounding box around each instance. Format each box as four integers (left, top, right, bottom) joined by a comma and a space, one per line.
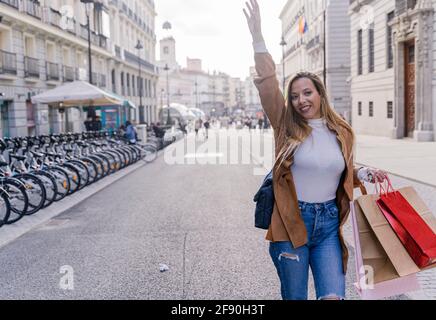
61, 163, 81, 194
15, 173, 46, 215
88, 155, 106, 179
1, 178, 28, 224
80, 157, 98, 184
141, 144, 158, 163
47, 166, 70, 201
33, 170, 58, 209
0, 191, 11, 227
67, 160, 89, 190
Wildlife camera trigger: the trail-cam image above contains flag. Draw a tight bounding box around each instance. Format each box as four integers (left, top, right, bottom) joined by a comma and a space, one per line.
298, 16, 308, 35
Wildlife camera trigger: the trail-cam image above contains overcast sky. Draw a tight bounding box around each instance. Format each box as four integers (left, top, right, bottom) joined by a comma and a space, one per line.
154, 0, 287, 80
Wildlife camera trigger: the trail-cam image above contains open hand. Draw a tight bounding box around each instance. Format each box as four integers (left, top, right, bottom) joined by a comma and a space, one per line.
243, 0, 264, 43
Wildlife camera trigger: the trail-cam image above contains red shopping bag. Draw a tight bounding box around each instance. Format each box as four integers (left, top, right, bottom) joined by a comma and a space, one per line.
376, 178, 436, 269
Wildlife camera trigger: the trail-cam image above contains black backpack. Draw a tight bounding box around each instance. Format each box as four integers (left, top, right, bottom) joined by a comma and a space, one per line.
253, 170, 274, 230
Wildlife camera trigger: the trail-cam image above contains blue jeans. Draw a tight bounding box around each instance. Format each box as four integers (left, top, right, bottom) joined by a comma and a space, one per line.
269, 199, 345, 300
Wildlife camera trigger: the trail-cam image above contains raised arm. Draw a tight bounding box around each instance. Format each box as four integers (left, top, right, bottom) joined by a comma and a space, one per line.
243, 0, 285, 130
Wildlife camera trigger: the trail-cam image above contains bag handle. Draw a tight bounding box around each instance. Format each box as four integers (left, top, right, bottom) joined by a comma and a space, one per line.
376, 174, 396, 197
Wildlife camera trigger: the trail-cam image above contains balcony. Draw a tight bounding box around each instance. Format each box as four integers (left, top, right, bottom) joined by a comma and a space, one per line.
0, 0, 18, 9
91, 30, 99, 46
63, 65, 75, 82
99, 74, 106, 87
98, 34, 107, 49
80, 23, 88, 40
47, 7, 62, 29
109, 0, 118, 7
65, 17, 76, 34
46, 61, 59, 81
24, 56, 39, 78
124, 50, 156, 72
24, 0, 42, 19
306, 35, 321, 51
0, 49, 17, 75
91, 72, 98, 85
76, 67, 87, 81
115, 45, 121, 59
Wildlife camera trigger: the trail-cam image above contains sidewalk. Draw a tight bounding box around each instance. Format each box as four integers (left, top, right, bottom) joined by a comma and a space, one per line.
355, 134, 436, 187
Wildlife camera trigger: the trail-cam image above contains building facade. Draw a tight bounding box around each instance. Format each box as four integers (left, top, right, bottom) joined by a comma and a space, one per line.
349, 0, 435, 141
0, 0, 158, 137
156, 35, 234, 120
280, 0, 351, 121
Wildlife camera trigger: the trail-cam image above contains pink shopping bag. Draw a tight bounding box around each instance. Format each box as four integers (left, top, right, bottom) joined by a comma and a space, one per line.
350, 196, 421, 300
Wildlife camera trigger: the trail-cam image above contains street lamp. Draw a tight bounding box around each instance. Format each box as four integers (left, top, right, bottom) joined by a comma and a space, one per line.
81, 0, 95, 118
323, 9, 327, 86
164, 63, 171, 125
280, 36, 287, 94
135, 40, 144, 123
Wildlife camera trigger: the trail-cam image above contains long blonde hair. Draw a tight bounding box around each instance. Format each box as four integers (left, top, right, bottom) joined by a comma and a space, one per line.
275, 72, 354, 170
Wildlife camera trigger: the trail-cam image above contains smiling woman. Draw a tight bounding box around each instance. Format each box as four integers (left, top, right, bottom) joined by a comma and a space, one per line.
244, 0, 389, 301
155, 0, 286, 79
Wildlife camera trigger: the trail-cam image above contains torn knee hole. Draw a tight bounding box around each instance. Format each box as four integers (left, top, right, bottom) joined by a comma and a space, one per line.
278, 253, 300, 262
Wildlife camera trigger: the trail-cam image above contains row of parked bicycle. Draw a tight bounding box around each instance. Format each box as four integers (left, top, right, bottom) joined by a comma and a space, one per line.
0, 130, 160, 228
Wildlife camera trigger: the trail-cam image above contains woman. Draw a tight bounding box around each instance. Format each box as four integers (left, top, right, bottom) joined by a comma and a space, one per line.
244, 0, 387, 300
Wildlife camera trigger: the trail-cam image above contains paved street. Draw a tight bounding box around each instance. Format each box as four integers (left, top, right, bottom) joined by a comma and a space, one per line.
0, 127, 434, 299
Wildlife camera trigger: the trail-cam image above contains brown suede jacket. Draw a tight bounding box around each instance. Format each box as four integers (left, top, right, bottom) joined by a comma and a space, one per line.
254, 53, 362, 273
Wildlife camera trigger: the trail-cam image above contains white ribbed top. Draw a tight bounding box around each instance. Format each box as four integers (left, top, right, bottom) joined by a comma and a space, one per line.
291, 118, 346, 203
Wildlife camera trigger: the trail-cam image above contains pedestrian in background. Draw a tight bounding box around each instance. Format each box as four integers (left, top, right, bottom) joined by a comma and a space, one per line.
125, 120, 136, 144
244, 0, 387, 300
194, 118, 202, 138
203, 118, 210, 139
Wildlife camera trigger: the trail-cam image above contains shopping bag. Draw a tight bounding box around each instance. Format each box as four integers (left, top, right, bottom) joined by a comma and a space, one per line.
376, 179, 436, 269
351, 185, 420, 300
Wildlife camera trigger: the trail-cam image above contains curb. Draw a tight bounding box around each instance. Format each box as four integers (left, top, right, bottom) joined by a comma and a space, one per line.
0, 149, 164, 250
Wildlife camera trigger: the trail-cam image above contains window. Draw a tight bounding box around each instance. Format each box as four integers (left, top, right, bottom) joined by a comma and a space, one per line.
369, 102, 374, 117
111, 69, 116, 93
126, 72, 130, 96
396, 0, 417, 15
358, 29, 363, 75
358, 102, 362, 116
368, 24, 375, 73
163, 46, 169, 54
121, 72, 125, 95
387, 12, 395, 68
139, 106, 145, 123
387, 101, 393, 118
132, 74, 135, 96
408, 44, 415, 63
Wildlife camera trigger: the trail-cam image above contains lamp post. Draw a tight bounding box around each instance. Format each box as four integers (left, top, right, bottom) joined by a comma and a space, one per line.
164, 63, 171, 125
323, 9, 327, 86
280, 36, 287, 94
135, 40, 143, 123
81, 0, 95, 118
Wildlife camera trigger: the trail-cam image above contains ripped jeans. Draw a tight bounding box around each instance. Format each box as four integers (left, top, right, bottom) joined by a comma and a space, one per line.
269, 199, 345, 300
